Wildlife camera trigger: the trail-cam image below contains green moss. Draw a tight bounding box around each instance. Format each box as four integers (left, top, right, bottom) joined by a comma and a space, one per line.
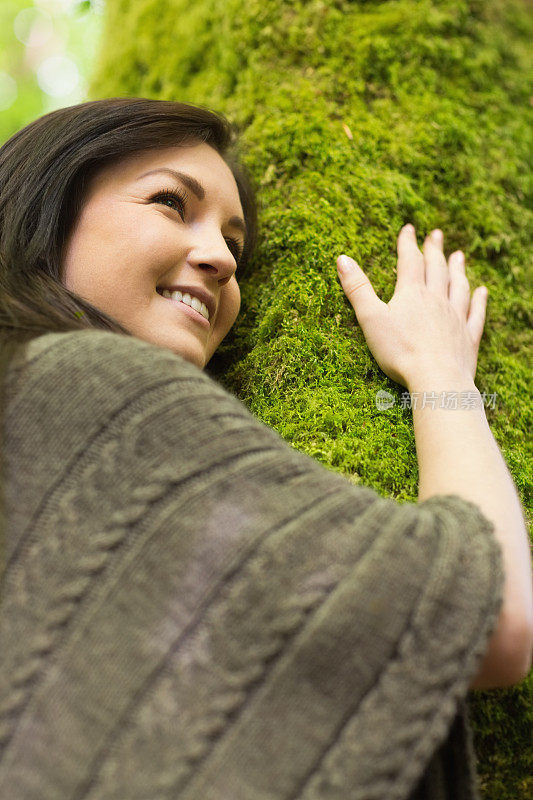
88, 1, 532, 795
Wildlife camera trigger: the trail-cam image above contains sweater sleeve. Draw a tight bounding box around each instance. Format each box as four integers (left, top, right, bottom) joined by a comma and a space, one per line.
0, 329, 505, 800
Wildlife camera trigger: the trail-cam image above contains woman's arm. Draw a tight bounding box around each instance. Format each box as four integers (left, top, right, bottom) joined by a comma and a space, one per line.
408, 369, 533, 690
336, 224, 533, 691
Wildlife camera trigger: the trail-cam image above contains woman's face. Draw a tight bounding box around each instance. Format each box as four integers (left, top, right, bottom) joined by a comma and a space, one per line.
60, 142, 245, 369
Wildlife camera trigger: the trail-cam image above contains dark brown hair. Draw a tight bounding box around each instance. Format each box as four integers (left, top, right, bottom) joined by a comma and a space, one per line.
0, 96, 259, 581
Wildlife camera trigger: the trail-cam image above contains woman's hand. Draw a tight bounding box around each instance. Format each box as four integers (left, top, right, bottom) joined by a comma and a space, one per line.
336, 225, 488, 389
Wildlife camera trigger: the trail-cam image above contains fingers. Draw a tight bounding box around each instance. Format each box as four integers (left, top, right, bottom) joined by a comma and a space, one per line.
447, 249, 489, 346
423, 229, 449, 295
467, 285, 488, 349
395, 225, 425, 290
336, 255, 385, 325
448, 251, 470, 318
343, 228, 488, 344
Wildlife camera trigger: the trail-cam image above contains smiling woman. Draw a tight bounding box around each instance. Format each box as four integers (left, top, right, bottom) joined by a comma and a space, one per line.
0, 96, 523, 800
60, 141, 250, 369
0, 95, 259, 570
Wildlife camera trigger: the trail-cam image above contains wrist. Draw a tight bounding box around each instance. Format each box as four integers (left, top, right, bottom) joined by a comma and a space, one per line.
406, 370, 478, 395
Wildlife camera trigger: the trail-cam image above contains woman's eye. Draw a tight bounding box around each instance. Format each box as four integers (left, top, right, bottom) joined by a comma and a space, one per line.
151, 188, 188, 217
151, 187, 244, 265
225, 237, 244, 264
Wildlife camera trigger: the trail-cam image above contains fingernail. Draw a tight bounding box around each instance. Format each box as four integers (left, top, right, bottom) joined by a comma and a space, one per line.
338, 255, 353, 274
404, 224, 415, 234
432, 229, 443, 243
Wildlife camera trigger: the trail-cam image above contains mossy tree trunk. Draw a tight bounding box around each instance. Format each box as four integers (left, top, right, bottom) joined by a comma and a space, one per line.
87, 1, 532, 797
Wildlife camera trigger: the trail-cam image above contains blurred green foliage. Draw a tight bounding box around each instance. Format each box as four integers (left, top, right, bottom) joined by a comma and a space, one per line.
0, 0, 104, 145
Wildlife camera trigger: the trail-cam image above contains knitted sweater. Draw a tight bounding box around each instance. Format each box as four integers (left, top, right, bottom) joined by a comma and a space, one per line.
0, 329, 505, 800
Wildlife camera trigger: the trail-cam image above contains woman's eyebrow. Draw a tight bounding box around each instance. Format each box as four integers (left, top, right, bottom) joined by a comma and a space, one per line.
137, 167, 247, 237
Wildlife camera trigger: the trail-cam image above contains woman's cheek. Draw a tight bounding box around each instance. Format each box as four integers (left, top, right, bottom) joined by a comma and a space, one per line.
206, 283, 241, 359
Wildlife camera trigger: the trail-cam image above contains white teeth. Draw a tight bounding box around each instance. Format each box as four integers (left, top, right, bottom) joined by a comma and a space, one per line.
160, 289, 210, 321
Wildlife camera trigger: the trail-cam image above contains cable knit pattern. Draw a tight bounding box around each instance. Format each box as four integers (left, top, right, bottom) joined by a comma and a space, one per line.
0, 330, 505, 800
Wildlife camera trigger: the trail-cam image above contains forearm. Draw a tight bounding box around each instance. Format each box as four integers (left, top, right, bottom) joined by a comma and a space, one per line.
408, 371, 533, 674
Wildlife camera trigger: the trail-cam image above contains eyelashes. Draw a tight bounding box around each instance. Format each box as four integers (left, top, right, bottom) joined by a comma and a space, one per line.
148, 184, 244, 266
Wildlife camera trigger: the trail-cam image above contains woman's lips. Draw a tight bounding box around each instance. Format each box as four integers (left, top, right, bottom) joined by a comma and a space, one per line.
159, 293, 211, 328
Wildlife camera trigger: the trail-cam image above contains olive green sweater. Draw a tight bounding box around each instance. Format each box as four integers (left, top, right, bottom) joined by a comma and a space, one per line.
0, 330, 504, 800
